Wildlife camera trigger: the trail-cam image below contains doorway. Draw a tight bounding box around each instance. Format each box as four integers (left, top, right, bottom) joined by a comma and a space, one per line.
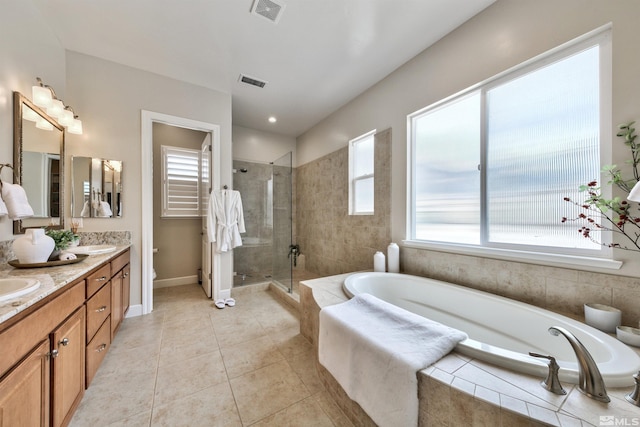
141, 111, 221, 315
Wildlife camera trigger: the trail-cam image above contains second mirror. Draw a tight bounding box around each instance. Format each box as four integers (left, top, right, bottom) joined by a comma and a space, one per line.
71, 156, 123, 218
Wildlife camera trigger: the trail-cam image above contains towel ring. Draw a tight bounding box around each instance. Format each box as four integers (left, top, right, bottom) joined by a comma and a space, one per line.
0, 163, 17, 181
0, 164, 18, 190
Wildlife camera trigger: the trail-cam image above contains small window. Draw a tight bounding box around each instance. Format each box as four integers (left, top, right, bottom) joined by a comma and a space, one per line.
161, 145, 201, 217
349, 130, 376, 215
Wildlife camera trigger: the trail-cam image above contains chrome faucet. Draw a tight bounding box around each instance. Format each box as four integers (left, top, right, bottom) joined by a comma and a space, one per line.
548, 326, 610, 403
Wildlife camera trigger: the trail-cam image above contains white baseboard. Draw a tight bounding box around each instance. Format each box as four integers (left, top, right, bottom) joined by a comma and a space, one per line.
153, 275, 198, 289
125, 304, 143, 318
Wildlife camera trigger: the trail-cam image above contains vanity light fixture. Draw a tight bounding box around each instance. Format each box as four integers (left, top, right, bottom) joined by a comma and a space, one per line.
31, 77, 83, 134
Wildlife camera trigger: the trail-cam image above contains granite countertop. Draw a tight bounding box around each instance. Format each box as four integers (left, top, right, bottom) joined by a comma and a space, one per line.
0, 245, 130, 325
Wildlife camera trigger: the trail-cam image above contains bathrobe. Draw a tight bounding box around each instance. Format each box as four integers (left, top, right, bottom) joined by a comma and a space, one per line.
207, 189, 245, 252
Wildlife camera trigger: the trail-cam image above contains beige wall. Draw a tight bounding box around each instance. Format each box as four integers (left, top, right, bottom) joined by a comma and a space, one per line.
152, 123, 207, 282
0, 2, 66, 239
296, 0, 640, 280
64, 52, 232, 306
232, 125, 296, 165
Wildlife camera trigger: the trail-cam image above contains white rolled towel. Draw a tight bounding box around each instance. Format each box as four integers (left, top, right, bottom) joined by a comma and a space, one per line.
0, 194, 8, 217
59, 252, 77, 261
1, 182, 34, 220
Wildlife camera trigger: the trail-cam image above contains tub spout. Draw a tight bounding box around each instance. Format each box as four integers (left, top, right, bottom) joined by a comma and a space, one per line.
548, 326, 610, 403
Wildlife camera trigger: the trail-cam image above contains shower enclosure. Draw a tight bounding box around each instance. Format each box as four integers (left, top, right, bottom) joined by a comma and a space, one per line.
232, 152, 293, 292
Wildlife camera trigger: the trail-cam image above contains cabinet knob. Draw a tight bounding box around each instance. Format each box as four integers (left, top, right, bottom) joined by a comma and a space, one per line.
47, 349, 59, 359
123, 272, 129, 278
59, 338, 69, 346
96, 276, 107, 282
96, 343, 107, 353
96, 306, 107, 312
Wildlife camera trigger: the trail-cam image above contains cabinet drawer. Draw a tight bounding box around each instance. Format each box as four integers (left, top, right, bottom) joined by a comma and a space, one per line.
110, 250, 129, 275
86, 284, 110, 342
85, 317, 111, 388
86, 264, 111, 298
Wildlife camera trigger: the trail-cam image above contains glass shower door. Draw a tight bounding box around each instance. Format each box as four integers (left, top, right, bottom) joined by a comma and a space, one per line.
271, 152, 293, 292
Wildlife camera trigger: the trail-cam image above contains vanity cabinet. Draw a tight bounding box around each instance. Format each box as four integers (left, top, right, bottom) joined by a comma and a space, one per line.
110, 250, 130, 337
51, 307, 85, 427
0, 247, 131, 426
0, 339, 50, 426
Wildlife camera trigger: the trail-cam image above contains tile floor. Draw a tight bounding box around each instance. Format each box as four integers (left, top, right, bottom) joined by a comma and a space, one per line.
70, 284, 352, 426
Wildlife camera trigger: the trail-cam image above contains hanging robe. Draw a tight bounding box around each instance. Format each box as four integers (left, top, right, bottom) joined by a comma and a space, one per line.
207, 189, 245, 252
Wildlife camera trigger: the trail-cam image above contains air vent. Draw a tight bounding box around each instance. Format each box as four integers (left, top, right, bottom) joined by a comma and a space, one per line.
250, 0, 286, 24
239, 74, 267, 88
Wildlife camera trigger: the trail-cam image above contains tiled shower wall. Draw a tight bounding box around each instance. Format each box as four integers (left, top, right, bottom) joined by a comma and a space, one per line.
295, 128, 391, 276
233, 160, 273, 281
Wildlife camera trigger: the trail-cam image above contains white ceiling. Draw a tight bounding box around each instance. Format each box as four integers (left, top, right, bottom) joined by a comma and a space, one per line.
31, 0, 495, 137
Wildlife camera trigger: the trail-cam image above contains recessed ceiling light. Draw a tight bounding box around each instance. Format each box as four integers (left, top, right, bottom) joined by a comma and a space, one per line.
268, 116, 277, 123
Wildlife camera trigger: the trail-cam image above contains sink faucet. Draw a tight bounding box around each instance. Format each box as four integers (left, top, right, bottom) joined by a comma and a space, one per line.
548, 326, 610, 403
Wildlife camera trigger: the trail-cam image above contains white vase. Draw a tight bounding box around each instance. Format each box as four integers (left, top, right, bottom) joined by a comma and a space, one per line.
387, 242, 399, 273
12, 229, 55, 264
373, 251, 386, 272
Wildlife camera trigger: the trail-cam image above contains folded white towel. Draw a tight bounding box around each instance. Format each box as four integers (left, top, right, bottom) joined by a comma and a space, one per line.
1, 182, 34, 220
319, 294, 467, 427
59, 252, 77, 261
0, 193, 8, 217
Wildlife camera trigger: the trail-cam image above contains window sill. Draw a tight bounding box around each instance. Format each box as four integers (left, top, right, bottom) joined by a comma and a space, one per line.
401, 240, 623, 271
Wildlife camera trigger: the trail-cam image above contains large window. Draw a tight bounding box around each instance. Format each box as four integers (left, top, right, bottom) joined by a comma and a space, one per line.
161, 145, 201, 218
349, 130, 376, 215
409, 29, 611, 258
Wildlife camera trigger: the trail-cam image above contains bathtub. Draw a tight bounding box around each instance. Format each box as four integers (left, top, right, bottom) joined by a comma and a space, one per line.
343, 272, 640, 388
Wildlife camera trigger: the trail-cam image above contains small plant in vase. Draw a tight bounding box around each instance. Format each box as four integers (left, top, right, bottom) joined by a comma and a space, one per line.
45, 229, 76, 260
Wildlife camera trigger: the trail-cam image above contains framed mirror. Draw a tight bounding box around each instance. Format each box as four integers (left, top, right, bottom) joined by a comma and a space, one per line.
71, 156, 123, 218
13, 92, 65, 234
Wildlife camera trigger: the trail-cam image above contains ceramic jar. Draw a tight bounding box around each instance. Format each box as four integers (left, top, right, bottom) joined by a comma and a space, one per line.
12, 229, 55, 264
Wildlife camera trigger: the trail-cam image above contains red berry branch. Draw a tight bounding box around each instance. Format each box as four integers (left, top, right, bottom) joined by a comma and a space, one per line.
563, 122, 640, 252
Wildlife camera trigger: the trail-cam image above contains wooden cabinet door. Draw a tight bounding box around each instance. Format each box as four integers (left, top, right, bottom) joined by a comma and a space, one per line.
111, 273, 123, 337
122, 265, 130, 316
0, 339, 50, 427
51, 307, 85, 427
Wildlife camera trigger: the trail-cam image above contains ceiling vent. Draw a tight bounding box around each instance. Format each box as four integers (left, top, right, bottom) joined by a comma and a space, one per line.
238, 74, 268, 88
250, 0, 286, 24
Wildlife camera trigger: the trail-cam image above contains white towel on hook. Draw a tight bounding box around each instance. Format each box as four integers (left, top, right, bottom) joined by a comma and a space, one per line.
1, 181, 34, 220
80, 200, 90, 217
97, 201, 112, 217
0, 194, 8, 217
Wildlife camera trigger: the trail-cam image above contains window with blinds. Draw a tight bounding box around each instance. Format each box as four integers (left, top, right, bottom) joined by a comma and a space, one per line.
161, 145, 201, 217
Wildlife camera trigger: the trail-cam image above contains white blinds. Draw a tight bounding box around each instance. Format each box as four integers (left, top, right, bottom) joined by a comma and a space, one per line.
161, 145, 201, 217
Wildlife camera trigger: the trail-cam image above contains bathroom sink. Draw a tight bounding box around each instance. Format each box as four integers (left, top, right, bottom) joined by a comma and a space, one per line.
0, 278, 40, 302
66, 245, 117, 255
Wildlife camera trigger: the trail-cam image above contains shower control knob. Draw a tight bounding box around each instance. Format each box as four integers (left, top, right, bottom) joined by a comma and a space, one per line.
529, 352, 566, 395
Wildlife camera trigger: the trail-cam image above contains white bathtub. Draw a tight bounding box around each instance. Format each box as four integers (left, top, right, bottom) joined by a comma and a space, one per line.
343, 272, 640, 387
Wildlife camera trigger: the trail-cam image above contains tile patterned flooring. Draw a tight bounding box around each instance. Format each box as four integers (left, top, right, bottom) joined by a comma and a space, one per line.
70, 284, 352, 426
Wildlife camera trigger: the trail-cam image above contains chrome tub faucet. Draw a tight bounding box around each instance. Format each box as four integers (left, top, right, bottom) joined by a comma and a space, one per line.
548, 326, 610, 403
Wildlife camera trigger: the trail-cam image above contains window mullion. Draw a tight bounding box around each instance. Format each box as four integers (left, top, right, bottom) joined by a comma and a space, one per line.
479, 89, 488, 246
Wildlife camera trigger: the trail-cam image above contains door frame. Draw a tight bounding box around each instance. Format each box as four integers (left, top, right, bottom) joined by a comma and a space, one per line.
141, 110, 221, 314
